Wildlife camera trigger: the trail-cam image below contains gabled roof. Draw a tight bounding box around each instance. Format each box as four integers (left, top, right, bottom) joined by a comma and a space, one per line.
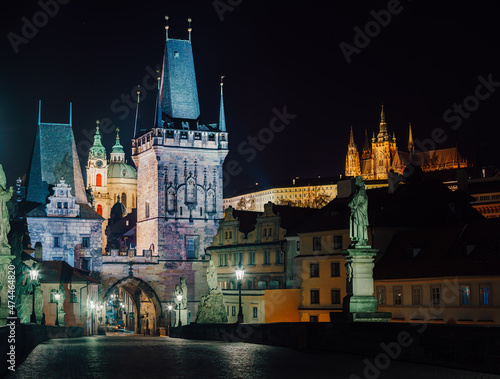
38, 260, 100, 284
26, 202, 104, 220
374, 218, 500, 280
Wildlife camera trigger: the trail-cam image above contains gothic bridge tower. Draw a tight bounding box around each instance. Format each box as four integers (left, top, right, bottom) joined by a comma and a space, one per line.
99, 18, 229, 330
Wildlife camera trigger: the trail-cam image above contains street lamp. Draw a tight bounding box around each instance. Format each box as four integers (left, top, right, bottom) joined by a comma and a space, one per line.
176, 293, 183, 327
29, 268, 39, 323
90, 300, 95, 335
235, 264, 245, 323
167, 304, 173, 336
54, 292, 61, 326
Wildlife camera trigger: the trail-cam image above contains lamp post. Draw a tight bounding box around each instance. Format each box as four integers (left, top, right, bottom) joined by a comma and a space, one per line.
90, 300, 96, 335
167, 304, 173, 336
176, 294, 183, 327
29, 268, 39, 323
54, 292, 60, 326
235, 264, 245, 323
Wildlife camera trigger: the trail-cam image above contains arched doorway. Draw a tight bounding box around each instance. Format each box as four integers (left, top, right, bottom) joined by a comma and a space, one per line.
103, 277, 163, 335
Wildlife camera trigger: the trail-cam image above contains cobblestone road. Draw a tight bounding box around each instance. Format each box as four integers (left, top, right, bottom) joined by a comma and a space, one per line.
7, 333, 498, 379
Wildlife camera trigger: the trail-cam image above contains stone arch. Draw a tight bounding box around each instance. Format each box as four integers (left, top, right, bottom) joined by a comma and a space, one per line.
103, 276, 163, 335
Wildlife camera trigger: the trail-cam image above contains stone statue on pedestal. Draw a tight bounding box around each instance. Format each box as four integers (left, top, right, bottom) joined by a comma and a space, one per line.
348, 176, 369, 247
195, 258, 227, 324
180, 276, 188, 309
0, 165, 14, 250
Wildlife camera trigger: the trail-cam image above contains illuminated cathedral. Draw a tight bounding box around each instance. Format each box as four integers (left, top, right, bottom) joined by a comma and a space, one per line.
345, 105, 467, 180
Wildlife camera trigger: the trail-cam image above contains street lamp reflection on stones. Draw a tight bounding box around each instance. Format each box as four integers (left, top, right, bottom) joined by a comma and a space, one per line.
176, 294, 183, 327
29, 268, 39, 323
236, 264, 245, 323
54, 292, 61, 326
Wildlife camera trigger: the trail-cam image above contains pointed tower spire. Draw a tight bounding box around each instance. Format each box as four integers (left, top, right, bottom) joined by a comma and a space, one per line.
188, 18, 192, 42
408, 122, 414, 155
155, 70, 163, 128
362, 129, 372, 160
345, 126, 361, 177
349, 125, 355, 145
88, 121, 106, 161
38, 100, 42, 125
219, 76, 226, 132
69, 102, 73, 126
165, 15, 169, 40
377, 103, 389, 141
133, 85, 141, 137
111, 127, 125, 163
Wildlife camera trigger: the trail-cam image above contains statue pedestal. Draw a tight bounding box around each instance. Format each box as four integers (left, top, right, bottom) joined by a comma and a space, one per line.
0, 253, 14, 327
341, 247, 391, 323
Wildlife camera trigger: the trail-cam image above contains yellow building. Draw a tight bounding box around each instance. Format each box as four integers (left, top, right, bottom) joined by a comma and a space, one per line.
374, 220, 500, 325
208, 203, 313, 323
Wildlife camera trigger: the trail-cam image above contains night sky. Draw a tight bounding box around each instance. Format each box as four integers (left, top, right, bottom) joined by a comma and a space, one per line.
1, 0, 500, 197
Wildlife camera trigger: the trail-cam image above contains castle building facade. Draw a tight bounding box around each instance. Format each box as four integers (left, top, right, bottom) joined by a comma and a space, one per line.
345, 106, 467, 180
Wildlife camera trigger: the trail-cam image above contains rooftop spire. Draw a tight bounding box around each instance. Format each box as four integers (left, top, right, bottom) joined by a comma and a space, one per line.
88, 120, 106, 161
377, 103, 389, 141
155, 71, 163, 128
133, 85, 142, 137
165, 15, 169, 40
362, 129, 371, 160
219, 76, 226, 132
349, 125, 355, 145
408, 122, 414, 154
188, 18, 192, 42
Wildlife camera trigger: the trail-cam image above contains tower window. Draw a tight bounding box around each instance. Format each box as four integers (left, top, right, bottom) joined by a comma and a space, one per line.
145, 200, 150, 218
121, 193, 127, 208
174, 51, 179, 58
96, 173, 102, 187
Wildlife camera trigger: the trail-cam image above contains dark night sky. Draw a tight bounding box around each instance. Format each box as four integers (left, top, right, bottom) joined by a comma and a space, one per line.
1, 0, 500, 197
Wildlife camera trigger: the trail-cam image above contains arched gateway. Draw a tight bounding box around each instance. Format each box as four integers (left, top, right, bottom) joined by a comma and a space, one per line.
103, 276, 163, 334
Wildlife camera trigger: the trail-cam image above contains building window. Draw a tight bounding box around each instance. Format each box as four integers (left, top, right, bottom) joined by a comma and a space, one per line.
231, 306, 236, 316
253, 307, 258, 318
232, 252, 243, 266
310, 315, 319, 322
296, 241, 300, 251
393, 286, 403, 305
331, 262, 340, 277
248, 251, 255, 265
82, 258, 90, 271
333, 235, 342, 249
70, 290, 77, 303
263, 228, 267, 237
313, 237, 322, 251
97, 204, 103, 216
145, 200, 150, 218
218, 253, 228, 267
331, 289, 341, 305
82, 236, 90, 248
480, 284, 491, 305
224, 230, 233, 240
412, 286, 422, 306
54, 236, 61, 248
431, 286, 441, 305
96, 173, 102, 187
460, 285, 471, 305
57, 202, 62, 209
186, 237, 196, 259
63, 202, 68, 209
310, 263, 319, 278
263, 250, 271, 265
310, 289, 320, 304
275, 250, 283, 264
377, 286, 386, 305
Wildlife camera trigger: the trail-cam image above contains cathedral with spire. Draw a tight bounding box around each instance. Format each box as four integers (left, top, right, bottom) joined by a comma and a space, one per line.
345, 105, 467, 180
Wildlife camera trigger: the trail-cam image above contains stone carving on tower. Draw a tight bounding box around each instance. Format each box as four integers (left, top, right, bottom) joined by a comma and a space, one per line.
46, 178, 80, 217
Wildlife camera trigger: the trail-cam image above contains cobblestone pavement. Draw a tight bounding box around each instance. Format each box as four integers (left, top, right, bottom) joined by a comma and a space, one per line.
7, 333, 499, 379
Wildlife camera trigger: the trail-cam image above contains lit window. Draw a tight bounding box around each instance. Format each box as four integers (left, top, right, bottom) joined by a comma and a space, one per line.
460, 285, 471, 305
393, 286, 403, 305
480, 284, 491, 305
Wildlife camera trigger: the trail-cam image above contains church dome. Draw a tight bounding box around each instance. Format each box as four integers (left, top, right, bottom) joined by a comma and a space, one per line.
107, 162, 137, 179
110, 196, 127, 219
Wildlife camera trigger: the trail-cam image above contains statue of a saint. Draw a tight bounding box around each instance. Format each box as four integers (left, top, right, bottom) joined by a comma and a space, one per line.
174, 284, 182, 307
180, 276, 188, 309
0, 164, 14, 249
206, 260, 219, 292
348, 176, 369, 247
